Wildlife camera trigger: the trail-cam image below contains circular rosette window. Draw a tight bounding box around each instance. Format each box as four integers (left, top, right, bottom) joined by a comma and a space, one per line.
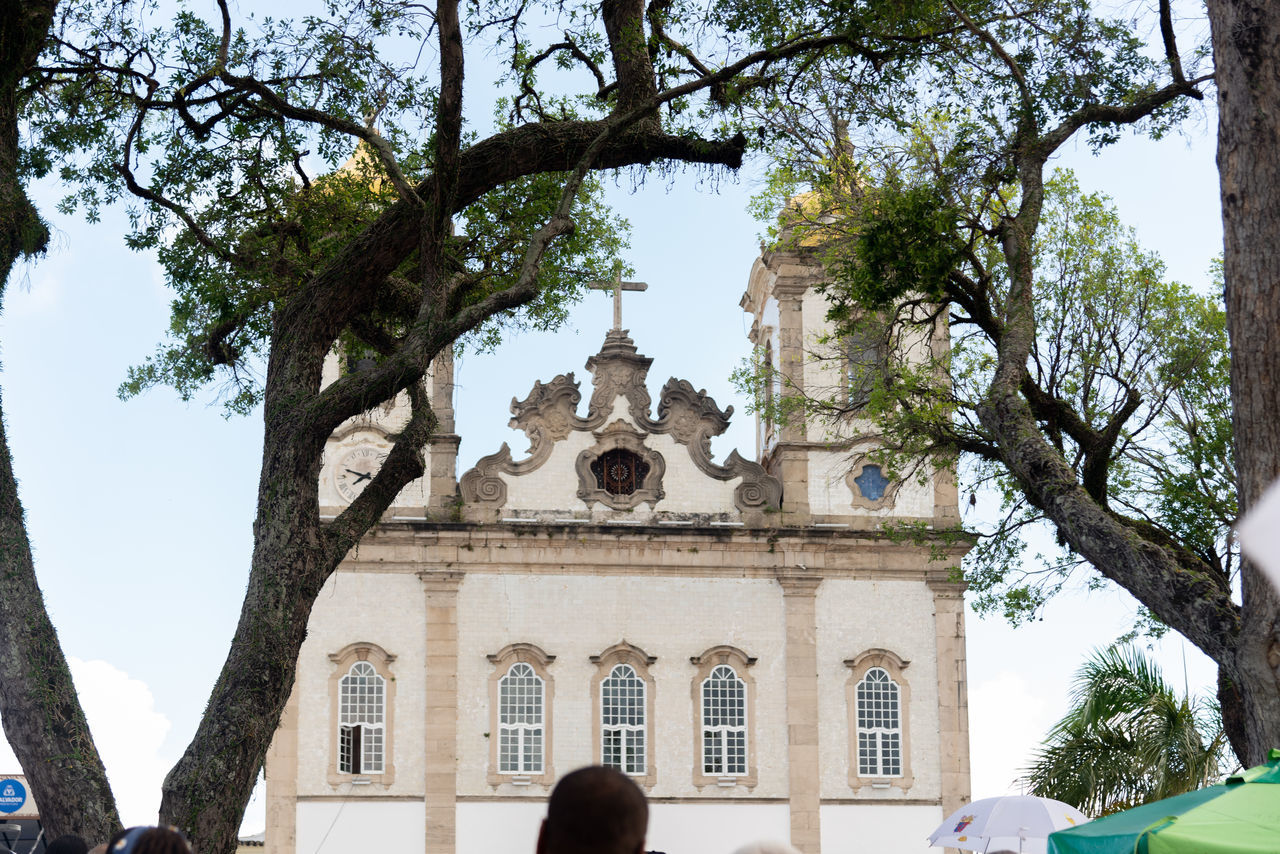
576, 423, 665, 510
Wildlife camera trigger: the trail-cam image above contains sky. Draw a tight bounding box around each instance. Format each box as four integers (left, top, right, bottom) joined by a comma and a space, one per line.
0, 6, 1229, 843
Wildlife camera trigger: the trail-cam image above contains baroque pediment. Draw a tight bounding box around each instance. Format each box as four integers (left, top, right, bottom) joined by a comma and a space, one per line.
458, 332, 781, 522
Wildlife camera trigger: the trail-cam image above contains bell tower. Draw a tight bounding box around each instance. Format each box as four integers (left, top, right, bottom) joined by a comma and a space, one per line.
742, 242, 960, 529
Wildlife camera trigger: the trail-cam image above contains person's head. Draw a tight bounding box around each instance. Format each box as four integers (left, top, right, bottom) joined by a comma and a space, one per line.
536, 766, 648, 854
46, 835, 89, 854
105, 827, 191, 854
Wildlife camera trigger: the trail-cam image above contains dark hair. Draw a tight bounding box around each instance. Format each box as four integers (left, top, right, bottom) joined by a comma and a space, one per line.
46, 836, 89, 854
542, 766, 648, 854
105, 827, 191, 854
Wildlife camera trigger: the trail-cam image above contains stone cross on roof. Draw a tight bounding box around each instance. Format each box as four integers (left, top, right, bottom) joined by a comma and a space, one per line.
588, 262, 647, 332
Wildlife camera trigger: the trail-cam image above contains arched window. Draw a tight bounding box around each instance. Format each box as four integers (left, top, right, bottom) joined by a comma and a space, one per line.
338, 661, 385, 774
691, 646, 757, 787
602, 665, 646, 773
327, 642, 396, 786
856, 668, 901, 776
845, 649, 912, 790
591, 641, 656, 785
845, 315, 888, 409
487, 643, 555, 786
702, 664, 747, 776
499, 663, 544, 774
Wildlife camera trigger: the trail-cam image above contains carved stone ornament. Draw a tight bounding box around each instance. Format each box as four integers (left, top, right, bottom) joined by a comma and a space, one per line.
459, 373, 601, 507
576, 421, 666, 510
644, 379, 782, 515
845, 459, 902, 511
459, 330, 782, 520
584, 330, 654, 422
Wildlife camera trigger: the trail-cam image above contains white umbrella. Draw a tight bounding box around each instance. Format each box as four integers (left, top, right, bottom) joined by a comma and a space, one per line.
928, 795, 1089, 853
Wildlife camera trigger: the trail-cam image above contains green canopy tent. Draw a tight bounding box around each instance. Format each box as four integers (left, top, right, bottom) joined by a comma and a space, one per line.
1047, 749, 1280, 854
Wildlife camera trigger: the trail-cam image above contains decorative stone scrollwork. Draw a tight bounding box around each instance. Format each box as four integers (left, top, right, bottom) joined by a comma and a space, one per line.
645, 380, 782, 516
725, 451, 783, 511
584, 330, 654, 422
647, 378, 733, 448
459, 445, 513, 506
459, 330, 782, 522
575, 421, 666, 510
509, 373, 601, 442
460, 374, 604, 510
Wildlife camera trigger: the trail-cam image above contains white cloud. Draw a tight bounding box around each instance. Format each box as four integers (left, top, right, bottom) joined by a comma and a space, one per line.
0, 659, 171, 829
70, 658, 172, 826
968, 670, 1054, 798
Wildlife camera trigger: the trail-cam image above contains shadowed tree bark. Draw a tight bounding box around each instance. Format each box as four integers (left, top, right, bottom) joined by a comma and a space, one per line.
0, 0, 120, 844
1206, 0, 1280, 765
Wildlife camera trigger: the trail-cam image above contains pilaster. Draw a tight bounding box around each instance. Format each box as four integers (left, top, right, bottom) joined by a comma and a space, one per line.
932, 465, 961, 525
928, 579, 971, 817
774, 278, 812, 523
427, 434, 461, 515
264, 686, 299, 854
428, 347, 460, 514
778, 569, 823, 854
421, 569, 465, 854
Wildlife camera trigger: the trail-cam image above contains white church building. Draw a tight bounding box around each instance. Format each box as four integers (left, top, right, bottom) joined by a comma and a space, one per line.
262, 241, 972, 854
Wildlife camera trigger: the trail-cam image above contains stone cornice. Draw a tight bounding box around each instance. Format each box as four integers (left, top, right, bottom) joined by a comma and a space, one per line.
775, 569, 823, 596
417, 568, 466, 592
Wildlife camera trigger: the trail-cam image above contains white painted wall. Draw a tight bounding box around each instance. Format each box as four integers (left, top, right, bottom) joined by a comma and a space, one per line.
806, 449, 935, 519
456, 801, 792, 854
295, 569, 428, 798
815, 579, 940, 800
819, 804, 943, 854
648, 803, 791, 854
455, 573, 790, 799
295, 800, 425, 854
456, 801, 548, 854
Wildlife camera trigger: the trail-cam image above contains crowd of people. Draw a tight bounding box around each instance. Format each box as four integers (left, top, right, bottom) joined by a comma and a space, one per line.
44, 766, 803, 854
43, 826, 191, 854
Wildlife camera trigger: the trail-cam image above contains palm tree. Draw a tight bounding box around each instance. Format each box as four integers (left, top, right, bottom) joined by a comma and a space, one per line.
1023, 645, 1231, 816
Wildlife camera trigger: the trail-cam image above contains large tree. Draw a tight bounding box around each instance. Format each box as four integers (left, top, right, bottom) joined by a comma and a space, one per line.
0, 0, 120, 846
0, 0, 931, 850
731, 0, 1280, 765
1204, 0, 1280, 772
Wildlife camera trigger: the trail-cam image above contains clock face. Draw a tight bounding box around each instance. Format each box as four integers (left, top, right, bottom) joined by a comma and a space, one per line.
334, 445, 388, 502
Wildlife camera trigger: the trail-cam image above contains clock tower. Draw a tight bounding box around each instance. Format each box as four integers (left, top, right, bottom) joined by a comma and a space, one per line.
317, 347, 458, 520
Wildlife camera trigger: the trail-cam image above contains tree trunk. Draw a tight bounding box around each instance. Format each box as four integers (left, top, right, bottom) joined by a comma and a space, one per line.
0, 0, 121, 842
154, 326, 404, 854
1207, 0, 1280, 766
976, 148, 1252, 767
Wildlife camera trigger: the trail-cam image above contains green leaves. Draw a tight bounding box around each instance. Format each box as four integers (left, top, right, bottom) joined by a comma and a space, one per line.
825, 179, 959, 313
1025, 646, 1231, 815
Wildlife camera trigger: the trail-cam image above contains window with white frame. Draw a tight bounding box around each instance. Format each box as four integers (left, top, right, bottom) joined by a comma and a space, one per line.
856, 667, 902, 777
601, 664, 646, 774
338, 660, 385, 774
499, 662, 545, 774
701, 664, 747, 776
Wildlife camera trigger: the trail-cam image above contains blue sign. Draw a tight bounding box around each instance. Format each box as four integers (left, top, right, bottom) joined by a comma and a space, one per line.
0, 779, 25, 814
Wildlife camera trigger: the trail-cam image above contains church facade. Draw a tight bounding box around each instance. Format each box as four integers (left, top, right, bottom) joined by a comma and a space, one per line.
262, 245, 971, 854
